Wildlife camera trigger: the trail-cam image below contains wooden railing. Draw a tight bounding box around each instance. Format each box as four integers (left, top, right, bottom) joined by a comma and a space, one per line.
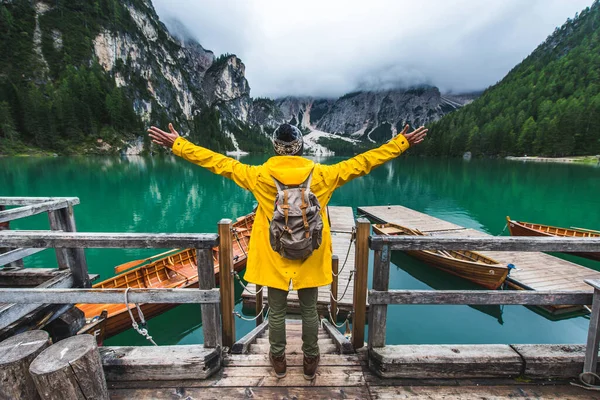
355, 218, 600, 383
0, 218, 227, 349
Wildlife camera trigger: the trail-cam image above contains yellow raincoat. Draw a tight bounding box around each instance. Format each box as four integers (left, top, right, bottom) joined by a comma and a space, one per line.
172, 135, 410, 291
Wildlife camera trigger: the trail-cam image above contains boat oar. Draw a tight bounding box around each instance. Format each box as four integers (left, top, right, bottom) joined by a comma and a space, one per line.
113, 249, 181, 274
571, 227, 600, 235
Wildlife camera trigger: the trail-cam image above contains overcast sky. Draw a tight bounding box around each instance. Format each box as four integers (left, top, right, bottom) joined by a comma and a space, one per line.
153, 0, 592, 98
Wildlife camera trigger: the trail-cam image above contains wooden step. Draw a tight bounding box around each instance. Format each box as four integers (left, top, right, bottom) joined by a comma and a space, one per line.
249, 343, 338, 355
259, 333, 330, 340
224, 353, 363, 367
255, 338, 334, 346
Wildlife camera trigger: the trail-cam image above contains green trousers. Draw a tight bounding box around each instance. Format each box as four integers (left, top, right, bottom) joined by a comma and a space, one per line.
268, 287, 319, 357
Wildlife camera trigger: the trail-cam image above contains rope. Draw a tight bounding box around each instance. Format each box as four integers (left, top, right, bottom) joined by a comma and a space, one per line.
124, 288, 158, 346
332, 227, 355, 277
232, 227, 248, 258
496, 223, 508, 236
330, 269, 354, 303
233, 271, 264, 296
234, 304, 268, 321
571, 372, 600, 390
327, 306, 349, 329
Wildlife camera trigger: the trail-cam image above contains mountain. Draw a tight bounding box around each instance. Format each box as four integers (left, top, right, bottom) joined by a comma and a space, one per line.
418, 0, 600, 157
0, 0, 270, 155
255, 88, 476, 141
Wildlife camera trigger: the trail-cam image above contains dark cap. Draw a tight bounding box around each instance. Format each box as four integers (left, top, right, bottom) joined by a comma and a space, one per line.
273, 124, 303, 155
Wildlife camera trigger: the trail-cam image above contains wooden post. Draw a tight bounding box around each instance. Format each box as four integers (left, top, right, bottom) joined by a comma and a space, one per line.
255, 285, 264, 327
583, 279, 600, 384
0, 205, 24, 269
48, 206, 90, 288
0, 330, 51, 400
331, 255, 339, 322
197, 248, 221, 349
352, 218, 370, 349
218, 219, 235, 350
29, 335, 108, 400
368, 244, 390, 349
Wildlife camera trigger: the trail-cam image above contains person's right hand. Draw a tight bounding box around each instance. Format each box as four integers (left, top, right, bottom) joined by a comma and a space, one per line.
148, 123, 180, 149
399, 124, 428, 146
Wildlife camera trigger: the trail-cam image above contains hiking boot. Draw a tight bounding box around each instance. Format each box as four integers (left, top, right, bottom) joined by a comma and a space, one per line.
269, 351, 287, 378
303, 353, 320, 380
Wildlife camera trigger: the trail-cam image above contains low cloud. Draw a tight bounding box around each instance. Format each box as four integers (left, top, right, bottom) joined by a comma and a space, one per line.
153, 0, 592, 98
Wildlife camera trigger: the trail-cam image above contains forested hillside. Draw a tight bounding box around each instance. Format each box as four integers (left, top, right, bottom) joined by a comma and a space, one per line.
418, 0, 600, 157
0, 0, 270, 155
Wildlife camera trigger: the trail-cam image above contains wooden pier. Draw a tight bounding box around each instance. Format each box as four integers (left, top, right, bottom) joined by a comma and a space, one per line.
3, 198, 600, 398
242, 206, 361, 317
359, 205, 600, 314
106, 320, 596, 399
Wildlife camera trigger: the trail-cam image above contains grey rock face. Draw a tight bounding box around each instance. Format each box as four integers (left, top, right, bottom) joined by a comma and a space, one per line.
91, 1, 249, 134
250, 88, 474, 143
316, 87, 463, 139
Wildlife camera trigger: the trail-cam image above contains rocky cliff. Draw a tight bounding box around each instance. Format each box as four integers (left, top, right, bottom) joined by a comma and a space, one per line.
251, 88, 476, 144
0, 0, 256, 154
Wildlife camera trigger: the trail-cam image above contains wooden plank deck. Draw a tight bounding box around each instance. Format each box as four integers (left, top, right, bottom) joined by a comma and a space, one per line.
105, 322, 597, 399
242, 206, 361, 316
358, 205, 600, 313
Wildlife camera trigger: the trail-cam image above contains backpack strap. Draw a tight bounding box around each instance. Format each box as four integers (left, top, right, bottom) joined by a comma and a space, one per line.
299, 168, 315, 189
283, 189, 289, 227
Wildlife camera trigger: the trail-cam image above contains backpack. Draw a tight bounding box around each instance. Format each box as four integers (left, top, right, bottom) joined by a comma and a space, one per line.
269, 169, 323, 260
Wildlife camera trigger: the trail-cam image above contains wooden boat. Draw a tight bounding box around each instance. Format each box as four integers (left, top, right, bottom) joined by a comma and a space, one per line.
372, 223, 508, 290
77, 212, 254, 339
506, 217, 600, 262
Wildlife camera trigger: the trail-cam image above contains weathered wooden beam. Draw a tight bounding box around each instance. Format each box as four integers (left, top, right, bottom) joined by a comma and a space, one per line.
0, 247, 45, 267
369, 244, 390, 349
352, 218, 370, 350
0, 197, 79, 206
231, 320, 268, 354
0, 287, 220, 305
197, 248, 221, 349
48, 205, 90, 287
0, 272, 74, 331
511, 344, 589, 379
331, 256, 339, 322
0, 231, 220, 249
0, 200, 72, 224
255, 284, 264, 327
321, 319, 354, 354
219, 219, 236, 350
0, 205, 23, 270
368, 289, 592, 305
100, 345, 221, 381
583, 283, 600, 384
370, 235, 600, 252
369, 344, 523, 378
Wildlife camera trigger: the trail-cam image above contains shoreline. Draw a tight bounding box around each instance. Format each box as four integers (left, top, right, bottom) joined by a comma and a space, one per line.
505, 155, 600, 165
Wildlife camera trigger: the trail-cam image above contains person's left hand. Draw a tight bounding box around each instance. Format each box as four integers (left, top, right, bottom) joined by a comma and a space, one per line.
148, 123, 180, 149
400, 124, 428, 146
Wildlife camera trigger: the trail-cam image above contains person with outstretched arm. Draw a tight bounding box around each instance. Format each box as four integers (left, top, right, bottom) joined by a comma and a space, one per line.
149, 122, 427, 380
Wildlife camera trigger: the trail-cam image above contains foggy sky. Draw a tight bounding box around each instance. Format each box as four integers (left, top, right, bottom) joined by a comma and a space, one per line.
153, 0, 592, 98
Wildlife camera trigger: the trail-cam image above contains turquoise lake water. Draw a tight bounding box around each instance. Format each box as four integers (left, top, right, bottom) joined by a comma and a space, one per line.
1, 155, 599, 346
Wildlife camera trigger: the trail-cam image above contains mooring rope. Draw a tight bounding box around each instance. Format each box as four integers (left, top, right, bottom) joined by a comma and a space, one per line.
124, 287, 158, 346
496, 223, 508, 236
233, 304, 268, 322
233, 271, 265, 296
571, 372, 600, 391
329, 269, 354, 303
332, 227, 356, 277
